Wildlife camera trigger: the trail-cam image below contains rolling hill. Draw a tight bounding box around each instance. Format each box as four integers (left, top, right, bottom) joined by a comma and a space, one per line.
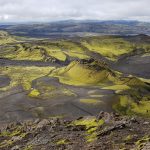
0, 31, 150, 121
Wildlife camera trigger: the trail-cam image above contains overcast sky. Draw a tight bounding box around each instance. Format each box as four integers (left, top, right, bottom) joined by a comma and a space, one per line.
0, 0, 150, 22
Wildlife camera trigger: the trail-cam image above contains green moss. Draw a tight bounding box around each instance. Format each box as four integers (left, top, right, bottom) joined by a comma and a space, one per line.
86, 132, 97, 142
64, 51, 89, 59
135, 136, 150, 150
87, 127, 98, 134
124, 135, 133, 142
0, 125, 28, 149
0, 31, 16, 45
80, 98, 102, 105
44, 40, 89, 59
56, 139, 68, 145
49, 59, 148, 89
113, 95, 150, 116
72, 117, 104, 142
102, 85, 130, 91
0, 139, 14, 148
81, 36, 134, 60
0, 128, 21, 138
49, 61, 112, 86
139, 78, 150, 84
0, 66, 55, 91
34, 81, 77, 99
45, 47, 67, 61
23, 145, 33, 150
28, 89, 40, 97
73, 117, 104, 129
89, 95, 104, 98
48, 115, 64, 119
62, 88, 77, 96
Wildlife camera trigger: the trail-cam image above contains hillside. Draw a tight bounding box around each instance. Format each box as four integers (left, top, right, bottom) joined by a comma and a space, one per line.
0, 30, 150, 149
0, 31, 150, 121
0, 31, 16, 45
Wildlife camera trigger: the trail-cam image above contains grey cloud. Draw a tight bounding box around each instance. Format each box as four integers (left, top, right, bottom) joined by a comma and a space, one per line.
0, 0, 149, 22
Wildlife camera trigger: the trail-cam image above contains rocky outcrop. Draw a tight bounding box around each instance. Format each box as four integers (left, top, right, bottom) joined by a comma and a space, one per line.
0, 112, 149, 150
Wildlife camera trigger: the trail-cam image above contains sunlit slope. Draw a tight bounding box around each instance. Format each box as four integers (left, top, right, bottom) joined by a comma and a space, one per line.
49, 59, 113, 86
1, 34, 149, 62
49, 59, 147, 87
0, 40, 89, 62
81, 36, 150, 60
0, 31, 16, 45
49, 40, 89, 59
81, 36, 133, 60
48, 58, 150, 116
0, 44, 53, 61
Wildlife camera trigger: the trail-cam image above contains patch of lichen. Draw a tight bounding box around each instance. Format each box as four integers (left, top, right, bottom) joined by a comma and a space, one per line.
113, 95, 150, 117
0, 125, 28, 149
28, 89, 40, 97
0, 139, 14, 149
0, 66, 55, 91
102, 85, 131, 91
80, 98, 102, 105
48, 115, 64, 119
56, 139, 69, 145
116, 76, 147, 87
56, 40, 85, 53
31, 80, 77, 99
23, 145, 33, 150
62, 88, 77, 97
72, 117, 104, 142
89, 95, 104, 98
44, 40, 89, 59
0, 130, 21, 138
46, 49, 66, 61
123, 135, 133, 142
135, 135, 150, 150
0, 125, 27, 138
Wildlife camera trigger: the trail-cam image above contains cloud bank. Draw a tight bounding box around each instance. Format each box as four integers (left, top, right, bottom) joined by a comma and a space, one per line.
0, 0, 150, 22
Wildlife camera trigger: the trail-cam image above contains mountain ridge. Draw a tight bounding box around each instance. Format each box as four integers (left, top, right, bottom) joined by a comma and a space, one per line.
0, 20, 150, 38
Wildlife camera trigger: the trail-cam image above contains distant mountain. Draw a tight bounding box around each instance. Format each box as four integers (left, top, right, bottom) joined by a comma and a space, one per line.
0, 20, 150, 37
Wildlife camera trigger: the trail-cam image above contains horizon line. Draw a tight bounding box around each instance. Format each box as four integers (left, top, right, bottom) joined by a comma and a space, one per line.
0, 19, 150, 25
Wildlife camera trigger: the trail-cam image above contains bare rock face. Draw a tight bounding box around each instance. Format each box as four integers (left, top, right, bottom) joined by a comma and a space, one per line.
36, 119, 50, 129
142, 142, 150, 150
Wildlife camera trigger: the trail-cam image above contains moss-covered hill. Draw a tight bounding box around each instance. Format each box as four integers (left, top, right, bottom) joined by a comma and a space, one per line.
0, 31, 150, 122
0, 34, 149, 62
0, 31, 16, 45
48, 59, 150, 117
